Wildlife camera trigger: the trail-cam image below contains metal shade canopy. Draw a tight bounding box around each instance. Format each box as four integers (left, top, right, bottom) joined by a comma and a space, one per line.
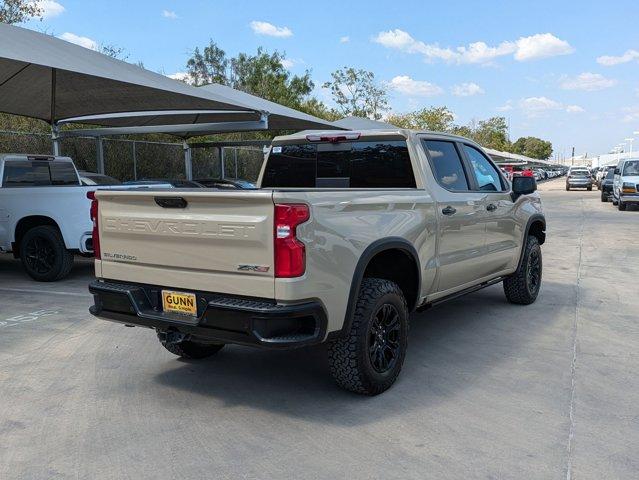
0, 23, 338, 135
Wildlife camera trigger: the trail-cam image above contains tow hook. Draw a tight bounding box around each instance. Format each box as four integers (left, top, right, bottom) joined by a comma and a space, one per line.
157, 330, 188, 344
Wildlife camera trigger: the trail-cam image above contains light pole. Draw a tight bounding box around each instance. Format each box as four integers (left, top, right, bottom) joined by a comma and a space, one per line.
624, 138, 634, 156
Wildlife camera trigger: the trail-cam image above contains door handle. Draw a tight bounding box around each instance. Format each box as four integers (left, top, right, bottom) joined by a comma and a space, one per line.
441, 205, 457, 216
486, 203, 497, 212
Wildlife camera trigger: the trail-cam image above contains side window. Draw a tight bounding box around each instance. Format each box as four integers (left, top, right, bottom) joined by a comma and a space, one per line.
2, 160, 51, 187
423, 140, 469, 191
350, 141, 415, 188
50, 162, 80, 186
463, 145, 504, 192
262, 144, 316, 188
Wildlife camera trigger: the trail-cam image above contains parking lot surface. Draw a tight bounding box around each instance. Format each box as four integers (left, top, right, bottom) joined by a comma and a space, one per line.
1, 179, 637, 480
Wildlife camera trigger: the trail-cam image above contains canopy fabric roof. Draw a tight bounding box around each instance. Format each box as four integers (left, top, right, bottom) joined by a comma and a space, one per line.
0, 23, 337, 133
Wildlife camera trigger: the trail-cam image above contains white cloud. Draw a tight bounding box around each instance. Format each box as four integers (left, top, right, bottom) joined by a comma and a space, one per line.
58, 32, 98, 50
560, 72, 617, 91
620, 105, 639, 122
162, 9, 178, 19
167, 72, 191, 82
597, 49, 639, 66
36, 0, 65, 18
513, 33, 574, 61
250, 21, 292, 38
281, 58, 294, 69
388, 75, 443, 97
451, 82, 484, 97
519, 96, 584, 116
497, 101, 514, 112
340, 36, 350, 43
373, 29, 573, 64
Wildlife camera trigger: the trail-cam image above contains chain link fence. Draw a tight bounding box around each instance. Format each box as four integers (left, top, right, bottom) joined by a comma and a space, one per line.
0, 130, 266, 183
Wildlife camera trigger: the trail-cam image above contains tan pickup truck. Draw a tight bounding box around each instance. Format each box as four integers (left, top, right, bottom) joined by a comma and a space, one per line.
89, 129, 545, 395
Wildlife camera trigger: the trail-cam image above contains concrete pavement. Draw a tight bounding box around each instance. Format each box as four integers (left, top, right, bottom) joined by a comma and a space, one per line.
0, 178, 637, 479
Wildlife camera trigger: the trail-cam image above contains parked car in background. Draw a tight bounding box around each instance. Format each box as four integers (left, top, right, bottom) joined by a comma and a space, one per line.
0, 154, 94, 281
195, 178, 256, 189
88, 129, 546, 395
123, 179, 204, 188
600, 168, 615, 202
78, 171, 121, 186
596, 165, 616, 190
612, 159, 639, 211
566, 168, 593, 191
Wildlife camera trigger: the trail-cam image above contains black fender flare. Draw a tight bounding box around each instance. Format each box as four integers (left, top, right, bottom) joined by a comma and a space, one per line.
516, 214, 546, 271
327, 237, 421, 341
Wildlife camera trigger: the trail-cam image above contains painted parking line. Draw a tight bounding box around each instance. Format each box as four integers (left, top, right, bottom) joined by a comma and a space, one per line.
0, 287, 86, 298
0, 309, 59, 328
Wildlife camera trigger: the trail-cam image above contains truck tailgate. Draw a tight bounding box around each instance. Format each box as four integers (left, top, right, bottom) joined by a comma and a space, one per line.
94, 189, 275, 298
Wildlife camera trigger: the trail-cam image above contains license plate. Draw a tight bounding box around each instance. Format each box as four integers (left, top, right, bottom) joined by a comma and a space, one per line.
161, 290, 197, 316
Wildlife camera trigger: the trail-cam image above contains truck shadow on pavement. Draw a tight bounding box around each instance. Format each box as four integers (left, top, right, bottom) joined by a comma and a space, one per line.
153, 280, 574, 426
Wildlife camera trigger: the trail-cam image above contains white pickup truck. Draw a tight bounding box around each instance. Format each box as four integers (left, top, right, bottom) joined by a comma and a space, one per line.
0, 154, 95, 281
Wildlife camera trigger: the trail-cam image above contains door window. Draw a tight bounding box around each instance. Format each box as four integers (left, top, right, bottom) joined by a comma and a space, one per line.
463, 145, 504, 192
423, 140, 469, 191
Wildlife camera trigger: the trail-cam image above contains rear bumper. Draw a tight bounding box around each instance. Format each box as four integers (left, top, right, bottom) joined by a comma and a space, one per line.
89, 280, 327, 349
620, 194, 639, 204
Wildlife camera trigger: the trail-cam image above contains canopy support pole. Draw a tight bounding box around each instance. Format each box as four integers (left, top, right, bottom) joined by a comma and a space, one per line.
96, 137, 105, 174
220, 147, 226, 179
183, 142, 193, 180
50, 68, 59, 155
51, 123, 60, 156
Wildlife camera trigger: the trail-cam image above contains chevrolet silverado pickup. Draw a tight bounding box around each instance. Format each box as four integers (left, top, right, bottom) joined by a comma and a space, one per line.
0, 154, 94, 281
89, 129, 546, 395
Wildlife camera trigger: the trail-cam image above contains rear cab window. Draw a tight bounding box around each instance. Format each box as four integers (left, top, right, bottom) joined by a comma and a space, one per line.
262, 139, 416, 189
2, 159, 79, 187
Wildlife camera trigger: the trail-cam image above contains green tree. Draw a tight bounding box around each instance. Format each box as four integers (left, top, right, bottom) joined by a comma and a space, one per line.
387, 106, 455, 132
186, 41, 229, 86
511, 136, 553, 159
100, 44, 128, 60
0, 0, 42, 24
322, 68, 388, 120
470, 117, 510, 151
230, 48, 313, 108
184, 42, 321, 113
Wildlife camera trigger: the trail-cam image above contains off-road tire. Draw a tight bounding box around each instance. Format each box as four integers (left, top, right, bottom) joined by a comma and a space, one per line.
587, 186, 592, 191
612, 197, 618, 206
618, 200, 627, 211
503, 235, 542, 305
327, 278, 409, 395
601, 191, 607, 202
20, 225, 74, 282
157, 332, 225, 359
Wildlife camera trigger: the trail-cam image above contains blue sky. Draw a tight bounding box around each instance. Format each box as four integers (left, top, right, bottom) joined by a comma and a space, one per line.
25, 0, 639, 159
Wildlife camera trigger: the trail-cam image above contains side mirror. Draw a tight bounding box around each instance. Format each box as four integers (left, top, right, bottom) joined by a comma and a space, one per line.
511, 176, 537, 200
614, 168, 620, 175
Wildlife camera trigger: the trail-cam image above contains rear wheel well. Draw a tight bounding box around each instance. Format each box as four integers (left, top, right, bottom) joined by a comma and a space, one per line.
363, 248, 419, 311
14, 216, 61, 255
528, 220, 546, 245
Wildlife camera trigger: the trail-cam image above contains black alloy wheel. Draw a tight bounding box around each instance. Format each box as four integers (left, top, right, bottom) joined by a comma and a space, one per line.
24, 235, 56, 275
368, 303, 401, 374
527, 248, 541, 296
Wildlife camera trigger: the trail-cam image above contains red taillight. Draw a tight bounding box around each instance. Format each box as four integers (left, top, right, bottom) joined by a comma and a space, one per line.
87, 191, 100, 259
274, 203, 310, 278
